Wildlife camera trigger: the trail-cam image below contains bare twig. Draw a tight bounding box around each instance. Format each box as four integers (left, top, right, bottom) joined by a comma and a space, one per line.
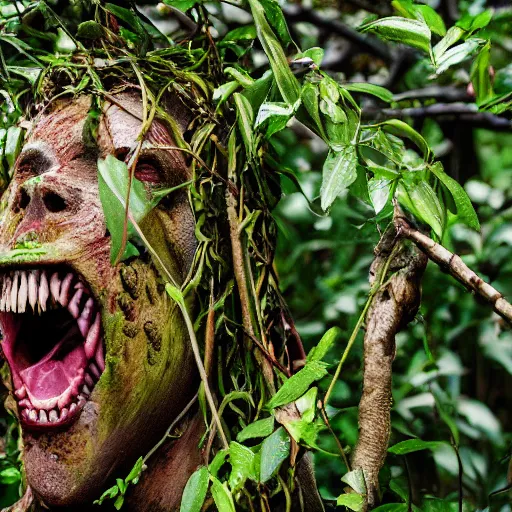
396, 218, 512, 325
392, 86, 471, 103
363, 103, 512, 131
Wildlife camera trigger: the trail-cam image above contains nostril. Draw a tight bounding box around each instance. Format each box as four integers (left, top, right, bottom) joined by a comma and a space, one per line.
14, 189, 30, 213
43, 191, 66, 213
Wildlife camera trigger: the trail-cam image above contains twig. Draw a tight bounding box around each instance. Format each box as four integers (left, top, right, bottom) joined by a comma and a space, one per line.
363, 103, 512, 131
392, 86, 471, 103
395, 218, 512, 325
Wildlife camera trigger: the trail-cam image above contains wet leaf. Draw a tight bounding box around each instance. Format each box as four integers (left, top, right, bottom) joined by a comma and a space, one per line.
229, 442, 258, 490
248, 0, 300, 105
388, 439, 445, 455
344, 83, 393, 103
320, 145, 358, 211
337, 493, 364, 511
180, 466, 209, 512
211, 477, 236, 512
360, 17, 431, 55
307, 327, 340, 362
266, 360, 328, 409
260, 427, 290, 482
430, 162, 480, 231
237, 416, 275, 442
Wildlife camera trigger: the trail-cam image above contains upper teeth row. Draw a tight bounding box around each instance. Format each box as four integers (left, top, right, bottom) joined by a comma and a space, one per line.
0, 270, 86, 313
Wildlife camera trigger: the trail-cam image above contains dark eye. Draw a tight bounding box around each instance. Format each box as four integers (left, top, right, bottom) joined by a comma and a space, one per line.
134, 162, 161, 183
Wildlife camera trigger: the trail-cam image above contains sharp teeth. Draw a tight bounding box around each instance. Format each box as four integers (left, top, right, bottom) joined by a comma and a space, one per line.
95, 339, 105, 372
14, 386, 26, 399
28, 270, 38, 311
18, 271, 28, 313
1, 275, 11, 312
39, 271, 49, 312
78, 298, 94, 337
28, 409, 37, 422
59, 273, 74, 307
60, 408, 69, 421
85, 373, 94, 387
82, 384, 91, 396
85, 313, 101, 359
69, 403, 77, 414
89, 362, 101, 380
39, 410, 48, 423
49, 410, 58, 423
10, 271, 19, 313
50, 272, 60, 303
68, 289, 83, 319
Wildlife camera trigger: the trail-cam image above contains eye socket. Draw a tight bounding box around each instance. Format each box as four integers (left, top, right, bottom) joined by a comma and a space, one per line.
134, 161, 161, 184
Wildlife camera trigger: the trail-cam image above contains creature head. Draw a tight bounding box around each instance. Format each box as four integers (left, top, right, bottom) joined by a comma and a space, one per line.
0, 91, 197, 506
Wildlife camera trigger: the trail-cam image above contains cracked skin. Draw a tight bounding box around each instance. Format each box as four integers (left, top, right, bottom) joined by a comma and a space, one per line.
0, 91, 202, 511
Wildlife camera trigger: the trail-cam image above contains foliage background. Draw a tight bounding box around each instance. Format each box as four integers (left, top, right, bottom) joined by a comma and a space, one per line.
0, 0, 511, 511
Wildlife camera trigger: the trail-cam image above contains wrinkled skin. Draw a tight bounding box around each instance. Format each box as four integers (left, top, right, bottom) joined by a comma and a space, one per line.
0, 92, 198, 508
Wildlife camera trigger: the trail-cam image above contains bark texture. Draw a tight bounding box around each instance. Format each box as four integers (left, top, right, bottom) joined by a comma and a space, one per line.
352, 229, 427, 509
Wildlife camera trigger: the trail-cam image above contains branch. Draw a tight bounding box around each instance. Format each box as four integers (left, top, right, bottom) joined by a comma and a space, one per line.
395, 218, 512, 326
284, 6, 393, 62
363, 103, 512, 131
392, 86, 471, 103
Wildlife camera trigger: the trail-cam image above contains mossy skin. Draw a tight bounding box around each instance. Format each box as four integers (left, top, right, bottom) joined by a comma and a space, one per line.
0, 93, 198, 507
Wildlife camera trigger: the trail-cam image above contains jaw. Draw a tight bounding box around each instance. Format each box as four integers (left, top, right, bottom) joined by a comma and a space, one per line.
0, 266, 105, 429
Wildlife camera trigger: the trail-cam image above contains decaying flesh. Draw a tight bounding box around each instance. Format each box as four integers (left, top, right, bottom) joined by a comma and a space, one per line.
351, 228, 427, 510
0, 92, 198, 508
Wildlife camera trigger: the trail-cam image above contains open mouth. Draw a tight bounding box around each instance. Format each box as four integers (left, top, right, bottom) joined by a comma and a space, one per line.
0, 267, 105, 429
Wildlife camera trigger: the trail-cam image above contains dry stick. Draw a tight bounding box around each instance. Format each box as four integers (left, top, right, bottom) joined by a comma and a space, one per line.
396, 218, 512, 325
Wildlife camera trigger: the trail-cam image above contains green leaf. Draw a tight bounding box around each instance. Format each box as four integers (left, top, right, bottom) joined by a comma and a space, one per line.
341, 469, 366, 494
397, 180, 445, 239
255, 101, 299, 138
234, 92, 255, 158
97, 155, 153, 263
434, 38, 484, 76
375, 119, 430, 160
229, 442, 258, 490
301, 82, 327, 139
457, 9, 493, 33
320, 145, 358, 211
470, 42, 493, 104
223, 25, 257, 42
388, 439, 445, 455
125, 457, 144, 484
237, 416, 275, 442
266, 360, 329, 409
344, 83, 393, 103
307, 327, 340, 362
360, 17, 431, 55
247, 0, 300, 105
259, 0, 293, 47
369, 178, 392, 215
180, 466, 209, 512
5, 126, 23, 172
432, 26, 465, 63
260, 427, 290, 482
163, 0, 200, 12
76, 20, 103, 40
210, 477, 236, 512
337, 493, 365, 511
165, 283, 185, 308
293, 47, 324, 67
372, 505, 409, 512
430, 162, 480, 231
0, 466, 21, 485
208, 449, 229, 477
114, 495, 125, 510
391, 1, 446, 36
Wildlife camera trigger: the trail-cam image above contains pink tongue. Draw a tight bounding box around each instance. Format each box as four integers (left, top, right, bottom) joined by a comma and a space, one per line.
20, 329, 86, 401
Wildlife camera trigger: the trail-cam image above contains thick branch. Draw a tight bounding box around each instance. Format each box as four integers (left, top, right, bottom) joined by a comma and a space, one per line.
396, 218, 512, 325
363, 103, 512, 131
352, 230, 427, 509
